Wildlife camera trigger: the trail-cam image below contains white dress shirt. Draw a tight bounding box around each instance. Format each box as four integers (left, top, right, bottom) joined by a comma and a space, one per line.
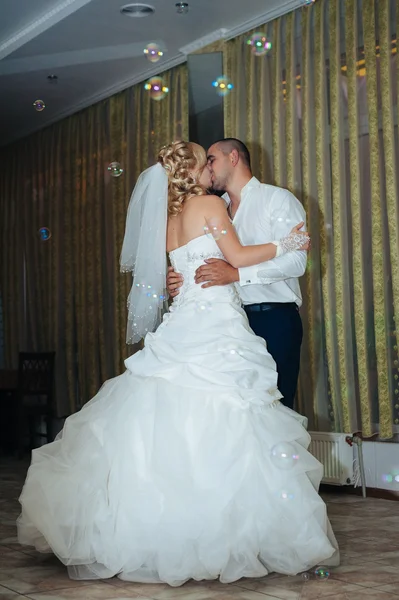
223, 177, 307, 307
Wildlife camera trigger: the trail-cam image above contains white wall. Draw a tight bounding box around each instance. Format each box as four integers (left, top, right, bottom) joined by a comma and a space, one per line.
361, 441, 399, 491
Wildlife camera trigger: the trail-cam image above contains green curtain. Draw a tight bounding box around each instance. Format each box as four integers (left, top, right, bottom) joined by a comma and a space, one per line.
224, 0, 399, 439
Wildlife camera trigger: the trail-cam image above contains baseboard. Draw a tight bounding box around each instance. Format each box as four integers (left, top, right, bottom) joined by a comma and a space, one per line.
320, 483, 399, 501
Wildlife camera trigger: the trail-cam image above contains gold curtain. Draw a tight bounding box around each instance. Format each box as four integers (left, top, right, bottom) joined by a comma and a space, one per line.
224, 0, 399, 438
0, 65, 188, 415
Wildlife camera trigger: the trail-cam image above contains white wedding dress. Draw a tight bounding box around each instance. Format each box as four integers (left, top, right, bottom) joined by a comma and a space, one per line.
18, 234, 339, 586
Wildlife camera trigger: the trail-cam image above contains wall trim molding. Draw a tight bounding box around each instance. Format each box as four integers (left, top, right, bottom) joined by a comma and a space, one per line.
0, 0, 95, 60
179, 29, 228, 55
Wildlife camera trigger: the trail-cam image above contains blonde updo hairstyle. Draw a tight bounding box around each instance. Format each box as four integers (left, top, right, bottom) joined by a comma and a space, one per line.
158, 140, 207, 216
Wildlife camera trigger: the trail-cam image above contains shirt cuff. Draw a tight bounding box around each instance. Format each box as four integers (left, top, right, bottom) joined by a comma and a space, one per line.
238, 265, 261, 286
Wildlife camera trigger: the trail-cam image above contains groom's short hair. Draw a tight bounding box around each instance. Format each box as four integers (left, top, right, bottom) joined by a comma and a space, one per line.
213, 138, 251, 169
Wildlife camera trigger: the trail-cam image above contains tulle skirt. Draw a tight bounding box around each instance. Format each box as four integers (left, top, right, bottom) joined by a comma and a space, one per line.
18, 371, 338, 586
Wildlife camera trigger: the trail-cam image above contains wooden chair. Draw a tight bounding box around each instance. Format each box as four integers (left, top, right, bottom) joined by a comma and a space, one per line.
16, 352, 56, 456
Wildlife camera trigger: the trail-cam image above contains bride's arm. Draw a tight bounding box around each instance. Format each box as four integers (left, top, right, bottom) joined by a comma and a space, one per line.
203, 196, 309, 269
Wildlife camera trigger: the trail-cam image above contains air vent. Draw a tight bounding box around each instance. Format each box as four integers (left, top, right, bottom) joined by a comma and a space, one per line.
120, 3, 155, 17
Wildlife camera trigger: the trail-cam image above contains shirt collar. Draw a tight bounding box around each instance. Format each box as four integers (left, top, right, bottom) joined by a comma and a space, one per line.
222, 176, 260, 206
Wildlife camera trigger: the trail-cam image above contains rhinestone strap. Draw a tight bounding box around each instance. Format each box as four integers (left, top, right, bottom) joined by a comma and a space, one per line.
187, 250, 224, 262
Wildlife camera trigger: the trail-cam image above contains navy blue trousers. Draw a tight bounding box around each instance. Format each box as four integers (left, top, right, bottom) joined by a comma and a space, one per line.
244, 304, 303, 410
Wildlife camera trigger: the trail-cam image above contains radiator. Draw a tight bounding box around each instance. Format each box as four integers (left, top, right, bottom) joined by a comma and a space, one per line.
309, 432, 354, 485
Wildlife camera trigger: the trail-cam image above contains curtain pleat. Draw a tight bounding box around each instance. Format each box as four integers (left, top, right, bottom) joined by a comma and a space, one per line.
285, 12, 295, 192
345, 0, 372, 433
301, 5, 324, 428
379, 0, 399, 420
330, 0, 353, 434
314, 0, 341, 430
363, 0, 393, 437
273, 19, 285, 187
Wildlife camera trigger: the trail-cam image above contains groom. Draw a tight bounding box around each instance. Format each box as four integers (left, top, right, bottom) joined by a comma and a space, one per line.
167, 138, 307, 410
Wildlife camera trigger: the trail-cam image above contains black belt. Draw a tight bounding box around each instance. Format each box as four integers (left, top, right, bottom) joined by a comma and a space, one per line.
244, 302, 298, 313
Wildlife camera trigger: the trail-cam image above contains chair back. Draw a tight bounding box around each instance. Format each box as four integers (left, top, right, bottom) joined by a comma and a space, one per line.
17, 352, 55, 396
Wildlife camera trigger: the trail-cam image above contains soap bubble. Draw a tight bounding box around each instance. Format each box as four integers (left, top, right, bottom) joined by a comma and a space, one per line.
144, 76, 169, 101
279, 490, 295, 500
382, 471, 399, 485
271, 442, 299, 469
143, 43, 163, 63
38, 227, 51, 241
246, 32, 272, 56
204, 220, 228, 241
212, 76, 234, 97
314, 566, 330, 580
175, 2, 189, 13
33, 99, 46, 112
107, 162, 124, 177
225, 344, 239, 355
194, 300, 212, 314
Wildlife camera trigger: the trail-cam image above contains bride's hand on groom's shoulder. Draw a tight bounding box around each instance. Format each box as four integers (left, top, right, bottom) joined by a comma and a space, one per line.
195, 259, 239, 288
166, 266, 183, 298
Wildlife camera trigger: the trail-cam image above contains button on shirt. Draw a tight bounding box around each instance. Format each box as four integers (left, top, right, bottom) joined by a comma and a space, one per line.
223, 177, 307, 307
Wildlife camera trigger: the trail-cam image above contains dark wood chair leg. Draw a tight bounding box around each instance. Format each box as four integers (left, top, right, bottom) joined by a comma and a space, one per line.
16, 402, 25, 459
46, 413, 52, 444
28, 415, 35, 452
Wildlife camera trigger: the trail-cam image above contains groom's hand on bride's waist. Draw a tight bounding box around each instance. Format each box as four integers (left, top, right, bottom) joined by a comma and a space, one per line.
195, 259, 239, 288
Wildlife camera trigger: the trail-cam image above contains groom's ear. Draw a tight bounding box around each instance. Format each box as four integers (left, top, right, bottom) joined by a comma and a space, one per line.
230, 149, 239, 167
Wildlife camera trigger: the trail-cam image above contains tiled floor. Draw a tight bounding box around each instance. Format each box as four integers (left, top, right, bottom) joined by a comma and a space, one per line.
1, 458, 399, 600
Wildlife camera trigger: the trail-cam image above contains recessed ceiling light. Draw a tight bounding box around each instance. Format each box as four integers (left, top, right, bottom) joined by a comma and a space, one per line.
120, 3, 155, 17
175, 2, 189, 13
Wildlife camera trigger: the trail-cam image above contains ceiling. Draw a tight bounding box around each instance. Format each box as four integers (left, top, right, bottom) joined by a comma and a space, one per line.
0, 0, 304, 147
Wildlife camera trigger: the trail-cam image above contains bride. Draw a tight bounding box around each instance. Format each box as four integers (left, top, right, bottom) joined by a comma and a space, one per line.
17, 140, 339, 586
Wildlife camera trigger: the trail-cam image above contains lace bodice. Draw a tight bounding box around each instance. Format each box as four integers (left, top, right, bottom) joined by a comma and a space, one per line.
168, 234, 240, 307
